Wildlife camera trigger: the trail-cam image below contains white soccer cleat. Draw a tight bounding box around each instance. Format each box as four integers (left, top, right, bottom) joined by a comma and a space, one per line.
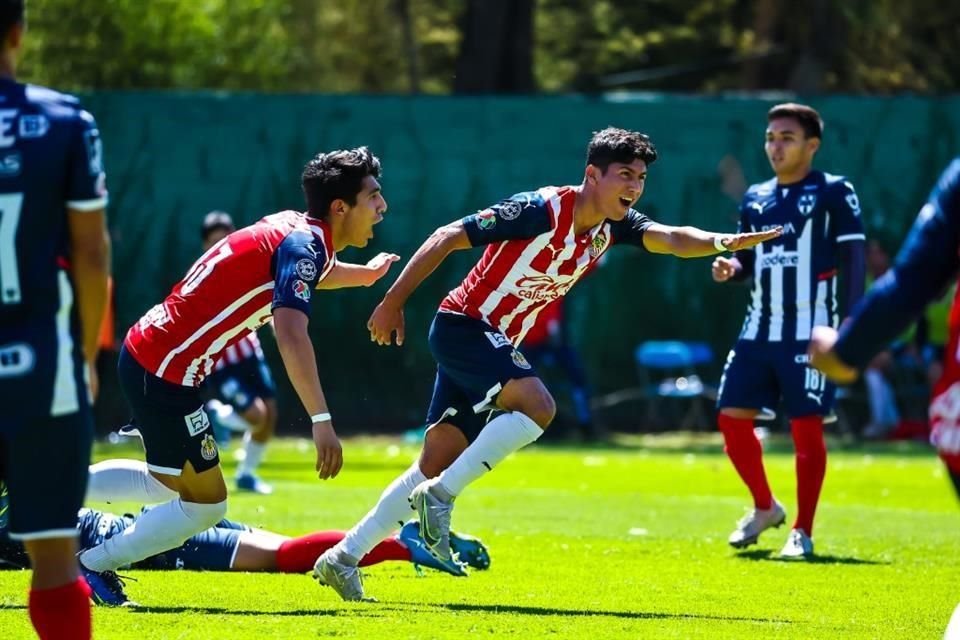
727, 500, 787, 548
779, 528, 814, 560
408, 479, 454, 562
312, 551, 374, 602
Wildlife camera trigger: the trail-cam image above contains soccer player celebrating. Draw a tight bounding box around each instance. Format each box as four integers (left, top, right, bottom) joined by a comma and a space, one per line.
313, 127, 781, 601
0, 1, 110, 637
198, 210, 281, 495
79, 148, 399, 605
810, 158, 960, 500
711, 104, 867, 559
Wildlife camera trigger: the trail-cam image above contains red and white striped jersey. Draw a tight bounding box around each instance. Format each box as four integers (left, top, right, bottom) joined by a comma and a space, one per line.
124, 210, 335, 387
439, 186, 652, 346
212, 331, 264, 371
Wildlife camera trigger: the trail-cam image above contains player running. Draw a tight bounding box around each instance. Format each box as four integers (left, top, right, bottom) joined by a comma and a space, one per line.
79, 147, 399, 606
810, 157, 960, 500
199, 210, 280, 495
313, 127, 781, 601
711, 103, 866, 559
0, 1, 110, 637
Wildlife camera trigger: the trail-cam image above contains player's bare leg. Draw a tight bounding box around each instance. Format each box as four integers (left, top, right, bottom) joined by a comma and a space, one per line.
719, 407, 786, 548
411, 376, 554, 560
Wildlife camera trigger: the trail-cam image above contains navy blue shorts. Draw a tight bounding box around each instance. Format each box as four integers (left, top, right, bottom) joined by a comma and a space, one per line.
118, 345, 220, 476
0, 321, 92, 540
425, 313, 539, 442
717, 339, 836, 418
203, 356, 275, 413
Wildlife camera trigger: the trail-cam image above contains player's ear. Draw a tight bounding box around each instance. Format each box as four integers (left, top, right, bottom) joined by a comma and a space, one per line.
329, 198, 348, 219
807, 137, 821, 155
585, 165, 599, 185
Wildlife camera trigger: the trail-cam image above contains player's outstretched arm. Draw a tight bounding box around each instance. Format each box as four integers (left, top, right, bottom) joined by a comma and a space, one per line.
273, 307, 342, 480
641, 222, 782, 258
316, 253, 400, 290
368, 222, 471, 346
67, 206, 111, 397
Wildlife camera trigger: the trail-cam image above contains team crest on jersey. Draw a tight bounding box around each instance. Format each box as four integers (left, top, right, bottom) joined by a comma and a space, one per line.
200, 434, 218, 461
797, 193, 817, 216
477, 210, 497, 230
510, 349, 532, 370
589, 230, 609, 258
845, 190, 861, 216
296, 258, 317, 281
498, 200, 522, 220
293, 279, 311, 302
19, 115, 49, 138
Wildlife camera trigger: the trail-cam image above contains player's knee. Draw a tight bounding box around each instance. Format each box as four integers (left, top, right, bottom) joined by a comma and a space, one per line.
524, 394, 556, 429
181, 499, 228, 530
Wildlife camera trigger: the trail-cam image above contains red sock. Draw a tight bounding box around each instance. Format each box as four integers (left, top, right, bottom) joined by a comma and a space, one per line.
29, 578, 92, 640
276, 531, 412, 573
719, 414, 773, 510
791, 416, 827, 536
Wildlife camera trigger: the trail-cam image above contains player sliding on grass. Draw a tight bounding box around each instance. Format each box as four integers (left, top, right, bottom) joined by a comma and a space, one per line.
314, 127, 782, 601
0, 484, 489, 591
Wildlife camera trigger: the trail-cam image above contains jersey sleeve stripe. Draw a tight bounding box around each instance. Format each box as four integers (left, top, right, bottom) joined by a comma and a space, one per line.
66, 196, 108, 211
836, 233, 866, 243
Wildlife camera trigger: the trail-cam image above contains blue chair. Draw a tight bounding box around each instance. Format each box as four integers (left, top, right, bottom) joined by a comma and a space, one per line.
634, 341, 715, 430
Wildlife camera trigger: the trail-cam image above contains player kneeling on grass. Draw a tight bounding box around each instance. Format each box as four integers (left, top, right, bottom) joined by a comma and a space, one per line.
313, 127, 781, 601
0, 484, 489, 593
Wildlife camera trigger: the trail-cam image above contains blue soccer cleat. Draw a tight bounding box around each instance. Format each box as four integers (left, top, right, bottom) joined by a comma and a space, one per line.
450, 529, 491, 571
80, 562, 137, 607
397, 520, 468, 577
236, 473, 273, 495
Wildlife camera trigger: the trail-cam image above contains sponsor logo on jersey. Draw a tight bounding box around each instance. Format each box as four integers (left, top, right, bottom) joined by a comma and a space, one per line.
510, 349, 532, 370
797, 193, 817, 216
18, 115, 49, 139
484, 331, 511, 349
184, 407, 211, 437
515, 274, 576, 303
0, 343, 34, 377
293, 279, 311, 302
200, 434, 218, 461
758, 252, 799, 269
296, 258, 317, 281
589, 230, 609, 258
844, 184, 861, 216
139, 304, 171, 330
498, 200, 522, 220
748, 200, 773, 214
477, 209, 497, 230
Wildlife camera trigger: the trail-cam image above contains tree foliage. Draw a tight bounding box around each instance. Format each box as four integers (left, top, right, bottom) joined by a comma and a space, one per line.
16, 0, 959, 94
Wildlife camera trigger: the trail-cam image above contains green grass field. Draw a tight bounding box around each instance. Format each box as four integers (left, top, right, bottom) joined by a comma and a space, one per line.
1, 434, 957, 639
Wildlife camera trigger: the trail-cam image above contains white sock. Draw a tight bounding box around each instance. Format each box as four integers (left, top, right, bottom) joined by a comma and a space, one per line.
86, 459, 178, 504
237, 432, 267, 477
437, 411, 543, 497
79, 498, 227, 572
208, 399, 251, 433
335, 463, 427, 563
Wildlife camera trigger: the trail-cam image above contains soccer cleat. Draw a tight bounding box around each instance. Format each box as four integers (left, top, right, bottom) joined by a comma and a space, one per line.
728, 500, 787, 548
313, 551, 375, 602
779, 528, 814, 559
408, 480, 454, 562
236, 474, 273, 495
80, 564, 137, 607
450, 529, 491, 571
397, 520, 468, 577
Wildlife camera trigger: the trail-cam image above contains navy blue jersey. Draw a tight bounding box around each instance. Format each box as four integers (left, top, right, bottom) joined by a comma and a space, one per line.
0, 78, 107, 325
835, 158, 960, 368
736, 170, 864, 343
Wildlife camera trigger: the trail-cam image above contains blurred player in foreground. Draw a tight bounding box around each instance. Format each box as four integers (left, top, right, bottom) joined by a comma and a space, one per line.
199, 211, 280, 494
314, 127, 781, 601
79, 148, 398, 606
810, 157, 960, 500
0, 0, 110, 636
711, 103, 866, 559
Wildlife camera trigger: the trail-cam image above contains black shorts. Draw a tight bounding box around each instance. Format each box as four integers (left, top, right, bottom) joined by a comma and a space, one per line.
0, 412, 92, 540
118, 345, 220, 476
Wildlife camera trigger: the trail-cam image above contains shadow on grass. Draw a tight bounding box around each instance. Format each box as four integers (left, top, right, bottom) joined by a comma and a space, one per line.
734, 549, 889, 565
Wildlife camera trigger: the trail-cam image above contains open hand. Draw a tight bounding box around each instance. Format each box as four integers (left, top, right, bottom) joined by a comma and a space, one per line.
721, 227, 783, 251
365, 253, 401, 285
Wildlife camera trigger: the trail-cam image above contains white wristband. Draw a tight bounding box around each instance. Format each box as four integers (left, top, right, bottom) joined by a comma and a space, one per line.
713, 235, 728, 252
311, 412, 332, 424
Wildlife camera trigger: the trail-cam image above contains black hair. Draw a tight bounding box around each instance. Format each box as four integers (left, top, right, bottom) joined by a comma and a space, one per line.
301, 146, 381, 220
586, 127, 658, 173
0, 0, 23, 39
200, 210, 235, 241
768, 103, 824, 139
